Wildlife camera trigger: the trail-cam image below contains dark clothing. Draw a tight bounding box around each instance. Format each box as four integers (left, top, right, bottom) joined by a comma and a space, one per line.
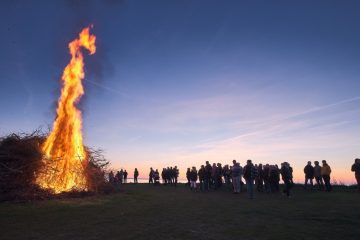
352, 163, 360, 192
281, 166, 292, 197
304, 165, 314, 178
134, 170, 139, 183
315, 176, 324, 190
323, 175, 332, 192
198, 168, 205, 181
243, 164, 257, 181
351, 163, 360, 175
189, 171, 198, 181
356, 175, 360, 192
204, 164, 212, 190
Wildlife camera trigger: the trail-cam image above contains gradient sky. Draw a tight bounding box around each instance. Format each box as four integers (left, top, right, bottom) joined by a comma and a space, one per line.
1, 1, 360, 183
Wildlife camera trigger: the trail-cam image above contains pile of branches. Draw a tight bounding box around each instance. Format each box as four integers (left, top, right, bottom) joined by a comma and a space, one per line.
0, 130, 115, 202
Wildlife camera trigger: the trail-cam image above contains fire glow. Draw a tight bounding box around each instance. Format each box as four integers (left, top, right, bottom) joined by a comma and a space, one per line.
36, 26, 96, 193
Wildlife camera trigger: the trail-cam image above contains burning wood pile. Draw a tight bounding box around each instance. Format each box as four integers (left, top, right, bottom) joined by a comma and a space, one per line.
0, 26, 113, 201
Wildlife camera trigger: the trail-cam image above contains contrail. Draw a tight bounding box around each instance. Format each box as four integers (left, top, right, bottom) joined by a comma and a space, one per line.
84, 79, 129, 97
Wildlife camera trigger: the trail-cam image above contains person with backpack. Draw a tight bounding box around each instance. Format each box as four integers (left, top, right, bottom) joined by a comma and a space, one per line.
321, 160, 332, 192
304, 161, 314, 190
351, 158, 360, 192
243, 159, 257, 199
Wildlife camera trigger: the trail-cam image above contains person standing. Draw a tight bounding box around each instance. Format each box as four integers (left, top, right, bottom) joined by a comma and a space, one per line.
256, 164, 264, 192
351, 158, 360, 192
186, 168, 191, 186
134, 168, 139, 183
123, 170, 128, 183
281, 162, 292, 197
154, 169, 160, 185
198, 165, 205, 191
232, 160, 242, 194
313, 161, 324, 190
304, 161, 314, 190
149, 167, 154, 184
243, 159, 257, 199
321, 160, 332, 192
108, 171, 115, 184
204, 161, 212, 191
190, 167, 198, 190
174, 166, 179, 187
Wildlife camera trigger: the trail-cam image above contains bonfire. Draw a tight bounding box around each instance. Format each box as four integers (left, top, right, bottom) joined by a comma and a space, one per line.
36, 26, 96, 193
0, 26, 111, 201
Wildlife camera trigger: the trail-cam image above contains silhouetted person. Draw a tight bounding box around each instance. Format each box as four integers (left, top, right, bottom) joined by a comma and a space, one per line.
351, 158, 360, 192
256, 164, 264, 192
313, 161, 324, 190
119, 169, 124, 184
321, 160, 332, 192
263, 164, 271, 193
115, 171, 120, 184
108, 171, 115, 184
174, 166, 179, 187
161, 168, 166, 184
204, 161, 212, 191
215, 163, 223, 189
189, 167, 198, 190
134, 168, 139, 183
243, 159, 257, 199
198, 165, 205, 191
232, 160, 242, 194
123, 170, 128, 183
149, 167, 154, 184
223, 164, 232, 190
269, 165, 280, 192
154, 169, 160, 185
186, 168, 191, 186
281, 162, 292, 197
304, 161, 314, 190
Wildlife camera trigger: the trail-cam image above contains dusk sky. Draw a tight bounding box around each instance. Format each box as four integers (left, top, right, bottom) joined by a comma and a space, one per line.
1, 1, 359, 183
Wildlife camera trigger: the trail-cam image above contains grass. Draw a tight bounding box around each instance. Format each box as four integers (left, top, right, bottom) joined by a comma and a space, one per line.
1, 184, 360, 240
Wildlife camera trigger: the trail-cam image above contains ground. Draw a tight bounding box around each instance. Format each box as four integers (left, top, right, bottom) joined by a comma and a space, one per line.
1, 184, 359, 240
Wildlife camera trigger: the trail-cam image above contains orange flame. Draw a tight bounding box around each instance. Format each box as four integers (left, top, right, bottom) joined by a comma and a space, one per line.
36, 26, 96, 193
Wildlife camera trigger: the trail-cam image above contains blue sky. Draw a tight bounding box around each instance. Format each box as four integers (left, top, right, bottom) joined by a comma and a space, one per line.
1, 1, 360, 182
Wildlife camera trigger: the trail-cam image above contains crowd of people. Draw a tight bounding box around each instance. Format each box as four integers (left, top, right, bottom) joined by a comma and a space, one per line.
184, 159, 295, 198
108, 158, 360, 196
108, 169, 128, 184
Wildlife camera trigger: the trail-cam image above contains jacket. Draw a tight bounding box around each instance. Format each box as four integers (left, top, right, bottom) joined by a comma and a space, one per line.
321, 164, 331, 176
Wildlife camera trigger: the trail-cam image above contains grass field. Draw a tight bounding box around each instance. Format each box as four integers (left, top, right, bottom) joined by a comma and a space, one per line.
1, 184, 359, 240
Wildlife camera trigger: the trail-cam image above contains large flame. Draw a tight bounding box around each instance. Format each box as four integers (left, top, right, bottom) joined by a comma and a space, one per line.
36, 27, 96, 193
